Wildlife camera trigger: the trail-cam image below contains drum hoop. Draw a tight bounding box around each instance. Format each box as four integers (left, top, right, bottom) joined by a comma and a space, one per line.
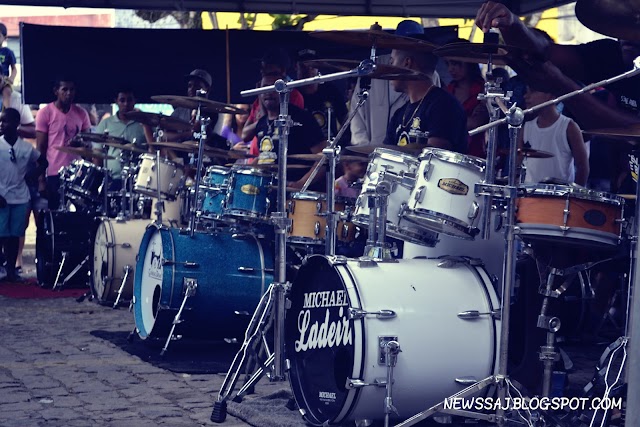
387, 222, 439, 247
520, 184, 624, 205
73, 158, 107, 172
291, 191, 326, 201
371, 147, 419, 166
403, 208, 476, 239
420, 148, 486, 173
205, 165, 231, 175
140, 153, 183, 169
231, 166, 275, 178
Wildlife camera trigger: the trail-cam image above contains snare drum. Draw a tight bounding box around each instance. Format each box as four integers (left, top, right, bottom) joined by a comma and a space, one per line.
134, 154, 185, 199
201, 166, 231, 220
404, 148, 486, 239
92, 218, 148, 304
133, 226, 273, 340
516, 184, 625, 247
353, 148, 437, 247
286, 255, 499, 424
224, 167, 274, 221
287, 192, 358, 245
65, 159, 106, 204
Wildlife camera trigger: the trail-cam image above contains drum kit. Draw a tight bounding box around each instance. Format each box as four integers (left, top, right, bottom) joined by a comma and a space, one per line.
208, 19, 640, 427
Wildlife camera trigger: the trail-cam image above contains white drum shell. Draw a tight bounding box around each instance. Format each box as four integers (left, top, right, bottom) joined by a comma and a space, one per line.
135, 154, 184, 199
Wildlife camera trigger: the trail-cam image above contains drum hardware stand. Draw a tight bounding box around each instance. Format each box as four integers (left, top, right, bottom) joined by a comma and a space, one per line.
153, 149, 165, 225
112, 264, 132, 309
188, 89, 211, 237
159, 278, 198, 356
52, 254, 90, 291
211, 65, 378, 424
382, 340, 402, 427
101, 144, 111, 217
362, 181, 397, 262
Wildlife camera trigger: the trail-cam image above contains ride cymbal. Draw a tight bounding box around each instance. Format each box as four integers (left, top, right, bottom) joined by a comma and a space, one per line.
55, 145, 115, 160
347, 144, 429, 155
304, 59, 430, 81
582, 125, 640, 143
76, 133, 129, 146
151, 95, 248, 115
498, 147, 554, 158
123, 111, 191, 132
102, 141, 149, 154
434, 42, 532, 66
149, 141, 253, 160
310, 29, 438, 52
576, 0, 640, 41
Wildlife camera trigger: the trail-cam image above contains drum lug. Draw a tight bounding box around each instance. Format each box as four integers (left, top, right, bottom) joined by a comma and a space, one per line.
563, 198, 570, 227
457, 310, 501, 320
346, 378, 388, 389
237, 266, 256, 273
121, 243, 132, 249
314, 221, 321, 236
414, 186, 426, 204
436, 256, 469, 268
400, 172, 416, 190
327, 255, 348, 266
341, 224, 349, 239
422, 157, 433, 181
468, 201, 479, 220
287, 200, 294, 214
348, 308, 396, 320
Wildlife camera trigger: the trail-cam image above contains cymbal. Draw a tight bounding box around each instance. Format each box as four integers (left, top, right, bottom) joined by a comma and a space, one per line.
123, 111, 191, 132
582, 125, 640, 143
304, 59, 430, 81
346, 143, 429, 155
433, 42, 530, 66
617, 194, 637, 200
102, 141, 148, 154
229, 163, 309, 170
149, 141, 253, 160
310, 29, 438, 52
76, 132, 129, 146
55, 145, 115, 160
498, 147, 555, 158
288, 153, 368, 162
151, 95, 248, 115
576, 0, 640, 41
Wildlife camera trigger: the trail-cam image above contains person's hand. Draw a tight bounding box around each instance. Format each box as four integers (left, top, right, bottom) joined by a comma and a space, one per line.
475, 1, 517, 32
231, 142, 249, 151
0, 195, 7, 209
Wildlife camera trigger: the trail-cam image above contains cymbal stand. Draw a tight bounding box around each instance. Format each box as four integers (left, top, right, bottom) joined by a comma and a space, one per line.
101, 144, 110, 217
189, 90, 210, 237
154, 149, 164, 225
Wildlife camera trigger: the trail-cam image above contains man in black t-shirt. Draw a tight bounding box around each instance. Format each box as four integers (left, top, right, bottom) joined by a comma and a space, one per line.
252, 74, 327, 189
383, 48, 468, 154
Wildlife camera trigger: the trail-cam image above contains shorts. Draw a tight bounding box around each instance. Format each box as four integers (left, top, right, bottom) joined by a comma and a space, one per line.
0, 203, 29, 237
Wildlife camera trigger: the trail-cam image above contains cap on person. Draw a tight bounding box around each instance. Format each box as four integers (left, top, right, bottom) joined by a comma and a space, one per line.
185, 69, 212, 88
296, 48, 318, 62
395, 20, 424, 37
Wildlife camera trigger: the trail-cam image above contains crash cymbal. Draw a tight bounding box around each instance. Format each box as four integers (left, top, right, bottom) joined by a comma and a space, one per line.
304, 59, 430, 81
288, 153, 368, 162
498, 147, 555, 158
576, 0, 640, 41
582, 125, 640, 143
123, 111, 191, 132
55, 145, 115, 160
434, 42, 531, 66
151, 95, 248, 115
347, 143, 429, 155
617, 194, 637, 200
102, 141, 149, 154
310, 29, 438, 52
149, 141, 253, 160
76, 132, 129, 146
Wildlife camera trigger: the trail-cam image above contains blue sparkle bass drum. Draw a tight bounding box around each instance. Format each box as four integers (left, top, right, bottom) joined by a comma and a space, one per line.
133, 225, 274, 340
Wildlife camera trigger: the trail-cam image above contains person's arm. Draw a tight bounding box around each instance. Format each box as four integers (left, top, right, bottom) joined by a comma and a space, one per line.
566, 119, 589, 186
17, 122, 35, 139
8, 63, 17, 85
427, 137, 453, 151
349, 79, 371, 146
36, 131, 48, 169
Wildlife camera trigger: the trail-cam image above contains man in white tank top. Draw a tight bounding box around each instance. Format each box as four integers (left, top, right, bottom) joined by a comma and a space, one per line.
520, 87, 589, 186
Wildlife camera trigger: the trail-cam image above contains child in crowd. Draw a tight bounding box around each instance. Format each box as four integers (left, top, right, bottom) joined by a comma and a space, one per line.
335, 158, 367, 199
0, 23, 17, 110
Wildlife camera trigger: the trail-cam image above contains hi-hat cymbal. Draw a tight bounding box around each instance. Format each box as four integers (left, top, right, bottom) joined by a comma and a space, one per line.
304, 59, 430, 81
576, 0, 640, 41
310, 29, 438, 52
76, 132, 129, 146
151, 95, 248, 115
498, 147, 555, 158
347, 144, 429, 155
288, 153, 368, 162
583, 125, 640, 143
149, 141, 253, 160
55, 145, 115, 160
123, 111, 191, 132
102, 141, 148, 154
433, 42, 531, 65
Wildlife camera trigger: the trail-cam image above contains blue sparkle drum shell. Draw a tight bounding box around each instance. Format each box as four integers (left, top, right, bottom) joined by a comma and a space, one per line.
200, 166, 231, 220
133, 225, 274, 340
224, 167, 275, 221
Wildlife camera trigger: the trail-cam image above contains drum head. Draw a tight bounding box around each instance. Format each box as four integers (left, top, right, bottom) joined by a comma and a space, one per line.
133, 226, 168, 339
285, 255, 358, 425
92, 219, 113, 302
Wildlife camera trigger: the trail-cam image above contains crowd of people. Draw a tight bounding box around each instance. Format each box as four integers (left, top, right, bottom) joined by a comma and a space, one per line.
0, 2, 638, 283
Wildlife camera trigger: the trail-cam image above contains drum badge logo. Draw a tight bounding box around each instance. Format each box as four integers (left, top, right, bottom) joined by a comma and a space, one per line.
294, 290, 352, 352
438, 178, 469, 195
148, 243, 163, 280
241, 184, 260, 196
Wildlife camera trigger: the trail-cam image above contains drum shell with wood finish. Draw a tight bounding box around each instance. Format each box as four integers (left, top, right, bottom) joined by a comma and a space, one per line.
287, 192, 357, 245
515, 184, 625, 248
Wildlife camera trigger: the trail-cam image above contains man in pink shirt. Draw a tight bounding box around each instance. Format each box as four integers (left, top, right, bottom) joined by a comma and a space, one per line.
36, 78, 91, 211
